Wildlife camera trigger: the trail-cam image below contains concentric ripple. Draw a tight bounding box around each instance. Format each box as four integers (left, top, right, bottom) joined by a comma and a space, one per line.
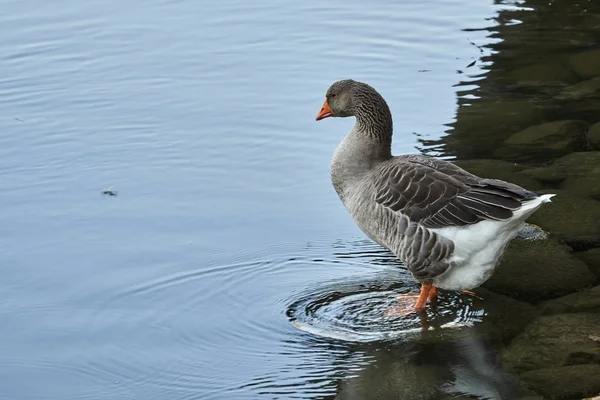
288, 277, 486, 343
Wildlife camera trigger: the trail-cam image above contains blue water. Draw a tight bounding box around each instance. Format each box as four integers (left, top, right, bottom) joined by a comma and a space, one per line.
0, 0, 524, 399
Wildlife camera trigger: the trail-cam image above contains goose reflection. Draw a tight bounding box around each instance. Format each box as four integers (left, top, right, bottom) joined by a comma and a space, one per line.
331, 327, 534, 400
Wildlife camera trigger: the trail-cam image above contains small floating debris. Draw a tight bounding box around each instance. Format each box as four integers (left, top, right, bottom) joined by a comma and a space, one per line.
102, 188, 118, 197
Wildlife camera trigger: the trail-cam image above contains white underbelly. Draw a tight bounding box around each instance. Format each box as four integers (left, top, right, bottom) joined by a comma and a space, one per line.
432, 250, 504, 290
429, 195, 553, 290
430, 219, 521, 290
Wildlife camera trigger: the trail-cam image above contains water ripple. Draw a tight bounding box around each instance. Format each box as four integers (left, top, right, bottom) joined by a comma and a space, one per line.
288, 276, 486, 343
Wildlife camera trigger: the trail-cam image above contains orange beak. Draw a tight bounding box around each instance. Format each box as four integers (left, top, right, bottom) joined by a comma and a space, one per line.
315, 99, 333, 121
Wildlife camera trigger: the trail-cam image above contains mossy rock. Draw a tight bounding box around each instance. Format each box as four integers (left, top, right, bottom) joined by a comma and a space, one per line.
556, 77, 600, 100
575, 249, 600, 280
520, 364, 600, 400
506, 62, 579, 88
501, 313, 600, 373
541, 285, 600, 314
523, 152, 600, 199
586, 122, 600, 150
521, 166, 567, 184
466, 287, 538, 343
454, 159, 542, 191
550, 152, 600, 199
560, 98, 600, 123
483, 237, 595, 302
455, 101, 547, 135
567, 49, 600, 80
449, 101, 548, 159
495, 120, 588, 160
527, 190, 600, 248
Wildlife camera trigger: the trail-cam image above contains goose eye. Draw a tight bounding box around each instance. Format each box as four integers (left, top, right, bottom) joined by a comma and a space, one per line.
331, 94, 336, 98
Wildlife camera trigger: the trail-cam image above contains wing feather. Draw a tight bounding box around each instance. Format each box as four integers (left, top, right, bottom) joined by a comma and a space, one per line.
373, 156, 538, 229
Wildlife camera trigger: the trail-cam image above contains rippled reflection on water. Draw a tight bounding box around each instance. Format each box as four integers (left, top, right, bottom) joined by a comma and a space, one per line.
288, 278, 486, 343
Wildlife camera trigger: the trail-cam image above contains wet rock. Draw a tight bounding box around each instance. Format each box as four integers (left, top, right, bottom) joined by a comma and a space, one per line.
482, 237, 595, 302
541, 285, 600, 314
519, 364, 600, 400
556, 77, 600, 100
551, 152, 600, 199
466, 288, 538, 343
527, 190, 600, 249
522, 153, 600, 199
506, 62, 578, 88
501, 313, 600, 373
586, 122, 600, 150
567, 49, 600, 80
575, 249, 600, 280
447, 101, 548, 159
455, 101, 546, 135
454, 159, 542, 191
561, 98, 600, 123
521, 166, 566, 185
517, 397, 545, 400
495, 120, 588, 160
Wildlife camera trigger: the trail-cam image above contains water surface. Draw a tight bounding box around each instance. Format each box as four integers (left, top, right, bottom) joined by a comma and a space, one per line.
1, 0, 590, 399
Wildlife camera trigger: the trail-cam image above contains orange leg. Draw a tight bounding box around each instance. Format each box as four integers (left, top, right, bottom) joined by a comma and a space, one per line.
460, 289, 484, 300
414, 283, 433, 311
384, 283, 436, 318
428, 286, 438, 302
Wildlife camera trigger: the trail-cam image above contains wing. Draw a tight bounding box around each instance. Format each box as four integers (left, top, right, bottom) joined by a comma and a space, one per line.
373, 157, 538, 229
395, 154, 480, 182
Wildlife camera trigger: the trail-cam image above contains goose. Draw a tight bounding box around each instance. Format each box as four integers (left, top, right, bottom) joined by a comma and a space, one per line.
315, 79, 554, 313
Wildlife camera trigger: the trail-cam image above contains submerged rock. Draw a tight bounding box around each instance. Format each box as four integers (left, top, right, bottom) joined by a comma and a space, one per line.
506, 62, 578, 88
454, 159, 542, 190
495, 120, 588, 160
587, 122, 600, 150
541, 285, 600, 314
551, 152, 600, 199
519, 364, 600, 400
482, 237, 595, 302
447, 101, 548, 159
521, 166, 566, 185
516, 397, 545, 400
465, 288, 538, 343
556, 77, 600, 100
527, 190, 600, 249
522, 152, 600, 199
501, 313, 600, 373
567, 49, 600, 80
575, 249, 600, 280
